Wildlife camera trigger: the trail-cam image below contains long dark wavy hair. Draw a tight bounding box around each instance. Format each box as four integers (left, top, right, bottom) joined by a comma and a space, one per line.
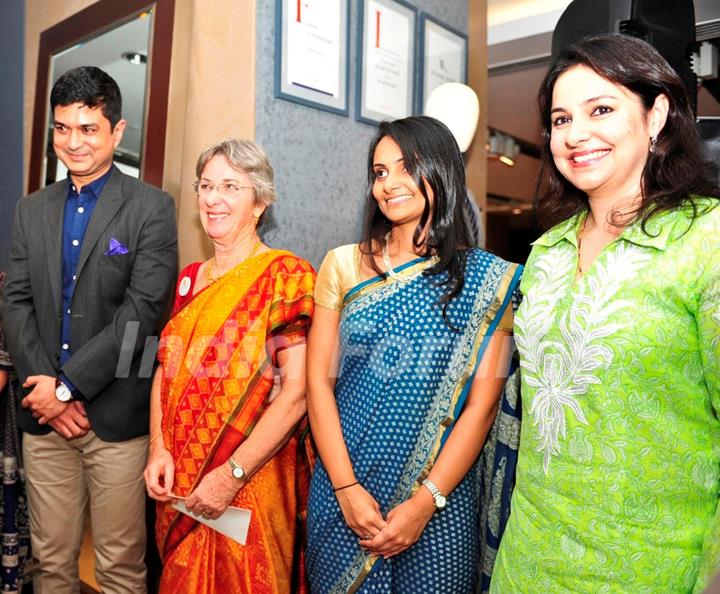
360, 116, 473, 320
536, 34, 719, 230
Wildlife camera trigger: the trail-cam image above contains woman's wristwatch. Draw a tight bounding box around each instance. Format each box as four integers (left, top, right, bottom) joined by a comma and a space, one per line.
421, 478, 447, 511
227, 456, 246, 481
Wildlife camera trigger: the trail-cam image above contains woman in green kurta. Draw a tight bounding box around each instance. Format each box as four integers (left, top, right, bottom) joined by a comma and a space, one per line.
491, 35, 720, 593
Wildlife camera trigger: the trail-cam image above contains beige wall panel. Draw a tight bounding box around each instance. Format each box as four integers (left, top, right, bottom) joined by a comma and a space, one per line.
467, 0, 488, 234
166, 0, 256, 268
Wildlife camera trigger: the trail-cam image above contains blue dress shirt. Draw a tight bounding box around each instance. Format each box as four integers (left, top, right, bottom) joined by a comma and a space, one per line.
59, 168, 113, 396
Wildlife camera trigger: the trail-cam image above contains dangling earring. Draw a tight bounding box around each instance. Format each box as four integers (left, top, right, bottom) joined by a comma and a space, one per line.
649, 135, 658, 153
252, 212, 260, 226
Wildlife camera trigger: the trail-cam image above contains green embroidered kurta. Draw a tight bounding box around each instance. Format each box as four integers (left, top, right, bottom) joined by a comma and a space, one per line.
491, 199, 720, 594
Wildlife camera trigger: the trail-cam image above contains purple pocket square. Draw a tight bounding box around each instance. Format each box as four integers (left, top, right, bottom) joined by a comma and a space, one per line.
105, 237, 129, 256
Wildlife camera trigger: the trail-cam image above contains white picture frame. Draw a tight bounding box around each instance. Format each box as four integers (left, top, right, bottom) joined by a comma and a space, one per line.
275, 0, 350, 116
356, 0, 417, 125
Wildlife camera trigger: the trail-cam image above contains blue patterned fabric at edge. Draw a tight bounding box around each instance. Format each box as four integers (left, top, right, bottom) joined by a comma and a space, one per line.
476, 356, 521, 594
306, 249, 522, 594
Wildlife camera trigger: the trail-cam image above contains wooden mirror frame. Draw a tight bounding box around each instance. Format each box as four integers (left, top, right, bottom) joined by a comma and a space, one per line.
28, 0, 175, 193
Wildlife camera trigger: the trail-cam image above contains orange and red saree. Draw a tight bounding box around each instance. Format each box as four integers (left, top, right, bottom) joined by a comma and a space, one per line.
156, 250, 315, 594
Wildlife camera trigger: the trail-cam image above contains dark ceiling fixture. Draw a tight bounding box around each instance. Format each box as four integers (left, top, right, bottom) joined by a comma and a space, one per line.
552, 0, 698, 110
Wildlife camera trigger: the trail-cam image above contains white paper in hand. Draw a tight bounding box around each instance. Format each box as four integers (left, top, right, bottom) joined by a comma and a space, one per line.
171, 499, 251, 545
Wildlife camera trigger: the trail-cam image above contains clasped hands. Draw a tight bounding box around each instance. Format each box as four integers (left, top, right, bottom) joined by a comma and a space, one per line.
21, 374, 90, 439
336, 483, 436, 559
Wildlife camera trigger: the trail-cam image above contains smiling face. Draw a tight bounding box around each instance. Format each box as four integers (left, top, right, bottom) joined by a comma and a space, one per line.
197, 154, 264, 246
549, 65, 667, 203
53, 102, 126, 187
372, 135, 433, 232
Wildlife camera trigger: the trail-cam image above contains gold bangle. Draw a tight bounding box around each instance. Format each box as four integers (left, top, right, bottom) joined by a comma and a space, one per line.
149, 434, 162, 446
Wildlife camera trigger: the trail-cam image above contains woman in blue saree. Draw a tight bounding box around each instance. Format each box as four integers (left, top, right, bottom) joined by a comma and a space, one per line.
306, 116, 522, 593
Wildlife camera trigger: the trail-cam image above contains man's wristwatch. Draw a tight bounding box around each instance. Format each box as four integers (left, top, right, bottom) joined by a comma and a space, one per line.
228, 456, 246, 481
422, 478, 447, 511
55, 379, 73, 403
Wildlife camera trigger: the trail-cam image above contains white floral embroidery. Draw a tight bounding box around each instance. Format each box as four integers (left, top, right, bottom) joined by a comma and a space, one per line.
516, 242, 652, 473
702, 267, 720, 350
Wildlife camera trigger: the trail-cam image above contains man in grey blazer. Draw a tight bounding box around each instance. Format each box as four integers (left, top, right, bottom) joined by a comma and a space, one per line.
1, 66, 177, 593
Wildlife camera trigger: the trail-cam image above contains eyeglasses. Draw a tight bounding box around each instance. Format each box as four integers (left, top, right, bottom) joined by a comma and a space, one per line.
193, 180, 254, 197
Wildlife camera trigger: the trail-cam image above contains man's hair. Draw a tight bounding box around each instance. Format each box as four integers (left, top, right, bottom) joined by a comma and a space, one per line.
50, 66, 123, 129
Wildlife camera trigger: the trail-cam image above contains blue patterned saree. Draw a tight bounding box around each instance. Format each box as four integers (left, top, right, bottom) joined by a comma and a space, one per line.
307, 249, 523, 594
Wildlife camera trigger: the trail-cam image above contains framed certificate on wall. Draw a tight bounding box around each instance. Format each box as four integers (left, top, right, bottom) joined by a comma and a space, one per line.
275, 0, 350, 115
356, 0, 417, 126
418, 14, 467, 113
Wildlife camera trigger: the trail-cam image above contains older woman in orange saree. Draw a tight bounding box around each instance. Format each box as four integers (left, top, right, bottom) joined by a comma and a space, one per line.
144, 139, 315, 594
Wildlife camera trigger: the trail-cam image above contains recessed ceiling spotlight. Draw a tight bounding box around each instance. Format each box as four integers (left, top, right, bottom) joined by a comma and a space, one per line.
121, 51, 147, 65
487, 129, 519, 167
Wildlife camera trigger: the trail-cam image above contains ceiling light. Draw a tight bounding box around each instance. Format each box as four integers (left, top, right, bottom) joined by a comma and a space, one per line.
121, 51, 147, 65
487, 129, 519, 166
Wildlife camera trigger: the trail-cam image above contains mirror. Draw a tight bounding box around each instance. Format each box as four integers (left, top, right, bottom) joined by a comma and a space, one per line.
29, 0, 175, 193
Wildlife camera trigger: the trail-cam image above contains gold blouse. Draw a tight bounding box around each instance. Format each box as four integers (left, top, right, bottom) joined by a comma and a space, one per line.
313, 243, 514, 331
497, 297, 513, 332
313, 244, 362, 312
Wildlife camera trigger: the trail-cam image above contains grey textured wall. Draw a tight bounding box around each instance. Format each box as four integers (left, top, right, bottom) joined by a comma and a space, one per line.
256, 0, 467, 269
0, 0, 24, 271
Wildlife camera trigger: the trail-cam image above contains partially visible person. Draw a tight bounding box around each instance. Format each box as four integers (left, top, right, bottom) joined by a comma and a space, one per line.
464, 190, 485, 247
0, 272, 32, 594
306, 116, 522, 593
1, 66, 178, 593
144, 139, 315, 594
491, 35, 720, 593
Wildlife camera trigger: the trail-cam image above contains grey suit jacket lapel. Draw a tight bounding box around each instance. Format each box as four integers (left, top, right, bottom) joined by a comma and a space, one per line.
43, 182, 67, 313
76, 167, 126, 280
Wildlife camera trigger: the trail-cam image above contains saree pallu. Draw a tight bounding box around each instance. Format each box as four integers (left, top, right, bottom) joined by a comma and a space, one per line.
156, 250, 315, 594
306, 249, 522, 594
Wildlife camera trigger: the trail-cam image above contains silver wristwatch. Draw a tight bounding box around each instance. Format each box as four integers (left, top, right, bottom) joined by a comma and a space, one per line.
228, 456, 246, 481
422, 478, 447, 511
55, 380, 73, 403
